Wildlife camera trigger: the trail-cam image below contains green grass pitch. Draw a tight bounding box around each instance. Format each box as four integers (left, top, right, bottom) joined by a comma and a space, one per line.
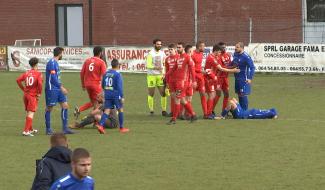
0, 72, 325, 190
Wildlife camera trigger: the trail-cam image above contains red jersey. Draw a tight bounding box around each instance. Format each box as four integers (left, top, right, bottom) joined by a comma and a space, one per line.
204, 54, 220, 80
80, 57, 107, 88
186, 57, 195, 83
191, 50, 203, 73
218, 52, 232, 78
16, 69, 43, 96
169, 53, 195, 82
165, 54, 179, 83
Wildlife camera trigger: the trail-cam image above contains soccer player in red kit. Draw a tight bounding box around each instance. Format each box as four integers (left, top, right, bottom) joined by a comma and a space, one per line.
166, 42, 197, 124
75, 46, 107, 119
213, 42, 233, 113
164, 44, 179, 116
204, 45, 239, 119
16, 57, 42, 136
191, 41, 208, 118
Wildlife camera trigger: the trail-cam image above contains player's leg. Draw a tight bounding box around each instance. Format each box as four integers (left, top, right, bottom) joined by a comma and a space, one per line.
97, 107, 110, 134
58, 91, 74, 134
237, 80, 250, 111
213, 88, 221, 115
206, 80, 216, 119
247, 108, 278, 119
222, 78, 230, 111
147, 75, 156, 114
23, 111, 35, 136
45, 90, 57, 135
168, 91, 180, 124
157, 75, 167, 116
197, 75, 208, 117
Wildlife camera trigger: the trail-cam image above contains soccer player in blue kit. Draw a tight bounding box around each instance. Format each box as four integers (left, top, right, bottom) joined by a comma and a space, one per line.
232, 42, 255, 110
50, 148, 94, 190
217, 98, 278, 119
45, 47, 74, 135
96, 59, 129, 134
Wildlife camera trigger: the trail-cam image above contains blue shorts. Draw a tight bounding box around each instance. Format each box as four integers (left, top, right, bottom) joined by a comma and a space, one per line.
231, 103, 248, 119
45, 90, 67, 106
104, 99, 122, 110
235, 79, 251, 95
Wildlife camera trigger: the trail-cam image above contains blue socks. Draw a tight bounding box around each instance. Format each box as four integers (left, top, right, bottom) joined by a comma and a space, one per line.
45, 110, 51, 131
99, 113, 109, 127
119, 112, 124, 128
61, 109, 68, 130
239, 96, 248, 110
221, 109, 230, 117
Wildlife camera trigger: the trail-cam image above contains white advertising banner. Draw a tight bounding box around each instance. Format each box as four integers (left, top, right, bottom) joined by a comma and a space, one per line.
7, 46, 92, 71
248, 43, 325, 73
104, 46, 152, 73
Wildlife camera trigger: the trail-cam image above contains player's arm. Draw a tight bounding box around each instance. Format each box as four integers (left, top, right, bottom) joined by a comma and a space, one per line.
189, 58, 196, 83
117, 74, 124, 100
217, 64, 240, 73
48, 63, 62, 88
146, 53, 154, 70
246, 56, 255, 82
37, 73, 43, 96
16, 73, 25, 91
101, 61, 107, 76
34, 161, 54, 190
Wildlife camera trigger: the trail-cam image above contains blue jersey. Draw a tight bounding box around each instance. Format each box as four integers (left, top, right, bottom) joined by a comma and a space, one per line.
232, 52, 255, 81
46, 58, 61, 90
49, 173, 94, 190
102, 69, 123, 100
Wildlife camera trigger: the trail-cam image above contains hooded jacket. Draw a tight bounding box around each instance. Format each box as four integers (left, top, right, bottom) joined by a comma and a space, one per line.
31, 146, 72, 190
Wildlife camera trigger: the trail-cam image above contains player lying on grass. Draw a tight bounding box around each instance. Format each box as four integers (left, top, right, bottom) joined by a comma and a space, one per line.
16, 57, 42, 136
70, 107, 119, 129
216, 98, 278, 119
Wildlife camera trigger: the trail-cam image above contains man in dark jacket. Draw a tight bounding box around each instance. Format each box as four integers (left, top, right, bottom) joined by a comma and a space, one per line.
31, 132, 72, 190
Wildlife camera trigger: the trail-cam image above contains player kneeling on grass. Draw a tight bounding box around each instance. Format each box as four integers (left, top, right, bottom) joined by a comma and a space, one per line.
50, 148, 94, 190
16, 57, 42, 136
216, 98, 278, 119
96, 59, 129, 134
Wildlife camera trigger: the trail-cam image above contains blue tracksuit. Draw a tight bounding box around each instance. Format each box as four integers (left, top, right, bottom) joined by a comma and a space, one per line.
49, 173, 94, 190
232, 51, 255, 110
230, 103, 277, 119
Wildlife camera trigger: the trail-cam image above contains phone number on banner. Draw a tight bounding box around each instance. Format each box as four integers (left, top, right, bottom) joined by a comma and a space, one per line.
257, 66, 325, 73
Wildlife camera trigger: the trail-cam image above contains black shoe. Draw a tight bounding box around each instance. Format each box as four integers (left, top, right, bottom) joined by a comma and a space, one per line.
149, 111, 154, 116
178, 115, 185, 120
167, 119, 176, 125
190, 115, 198, 123
162, 111, 168, 117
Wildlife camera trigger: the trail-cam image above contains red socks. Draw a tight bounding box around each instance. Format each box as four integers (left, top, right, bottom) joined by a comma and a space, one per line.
172, 104, 181, 120
213, 96, 220, 112
24, 116, 33, 132
183, 102, 194, 116
200, 95, 207, 116
222, 97, 229, 111
170, 97, 175, 114
207, 99, 214, 115
79, 102, 93, 112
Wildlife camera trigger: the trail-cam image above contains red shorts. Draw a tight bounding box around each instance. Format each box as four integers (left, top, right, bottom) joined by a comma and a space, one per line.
169, 81, 186, 98
204, 75, 217, 93
24, 94, 38, 112
86, 85, 102, 102
195, 73, 205, 93
215, 77, 229, 91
